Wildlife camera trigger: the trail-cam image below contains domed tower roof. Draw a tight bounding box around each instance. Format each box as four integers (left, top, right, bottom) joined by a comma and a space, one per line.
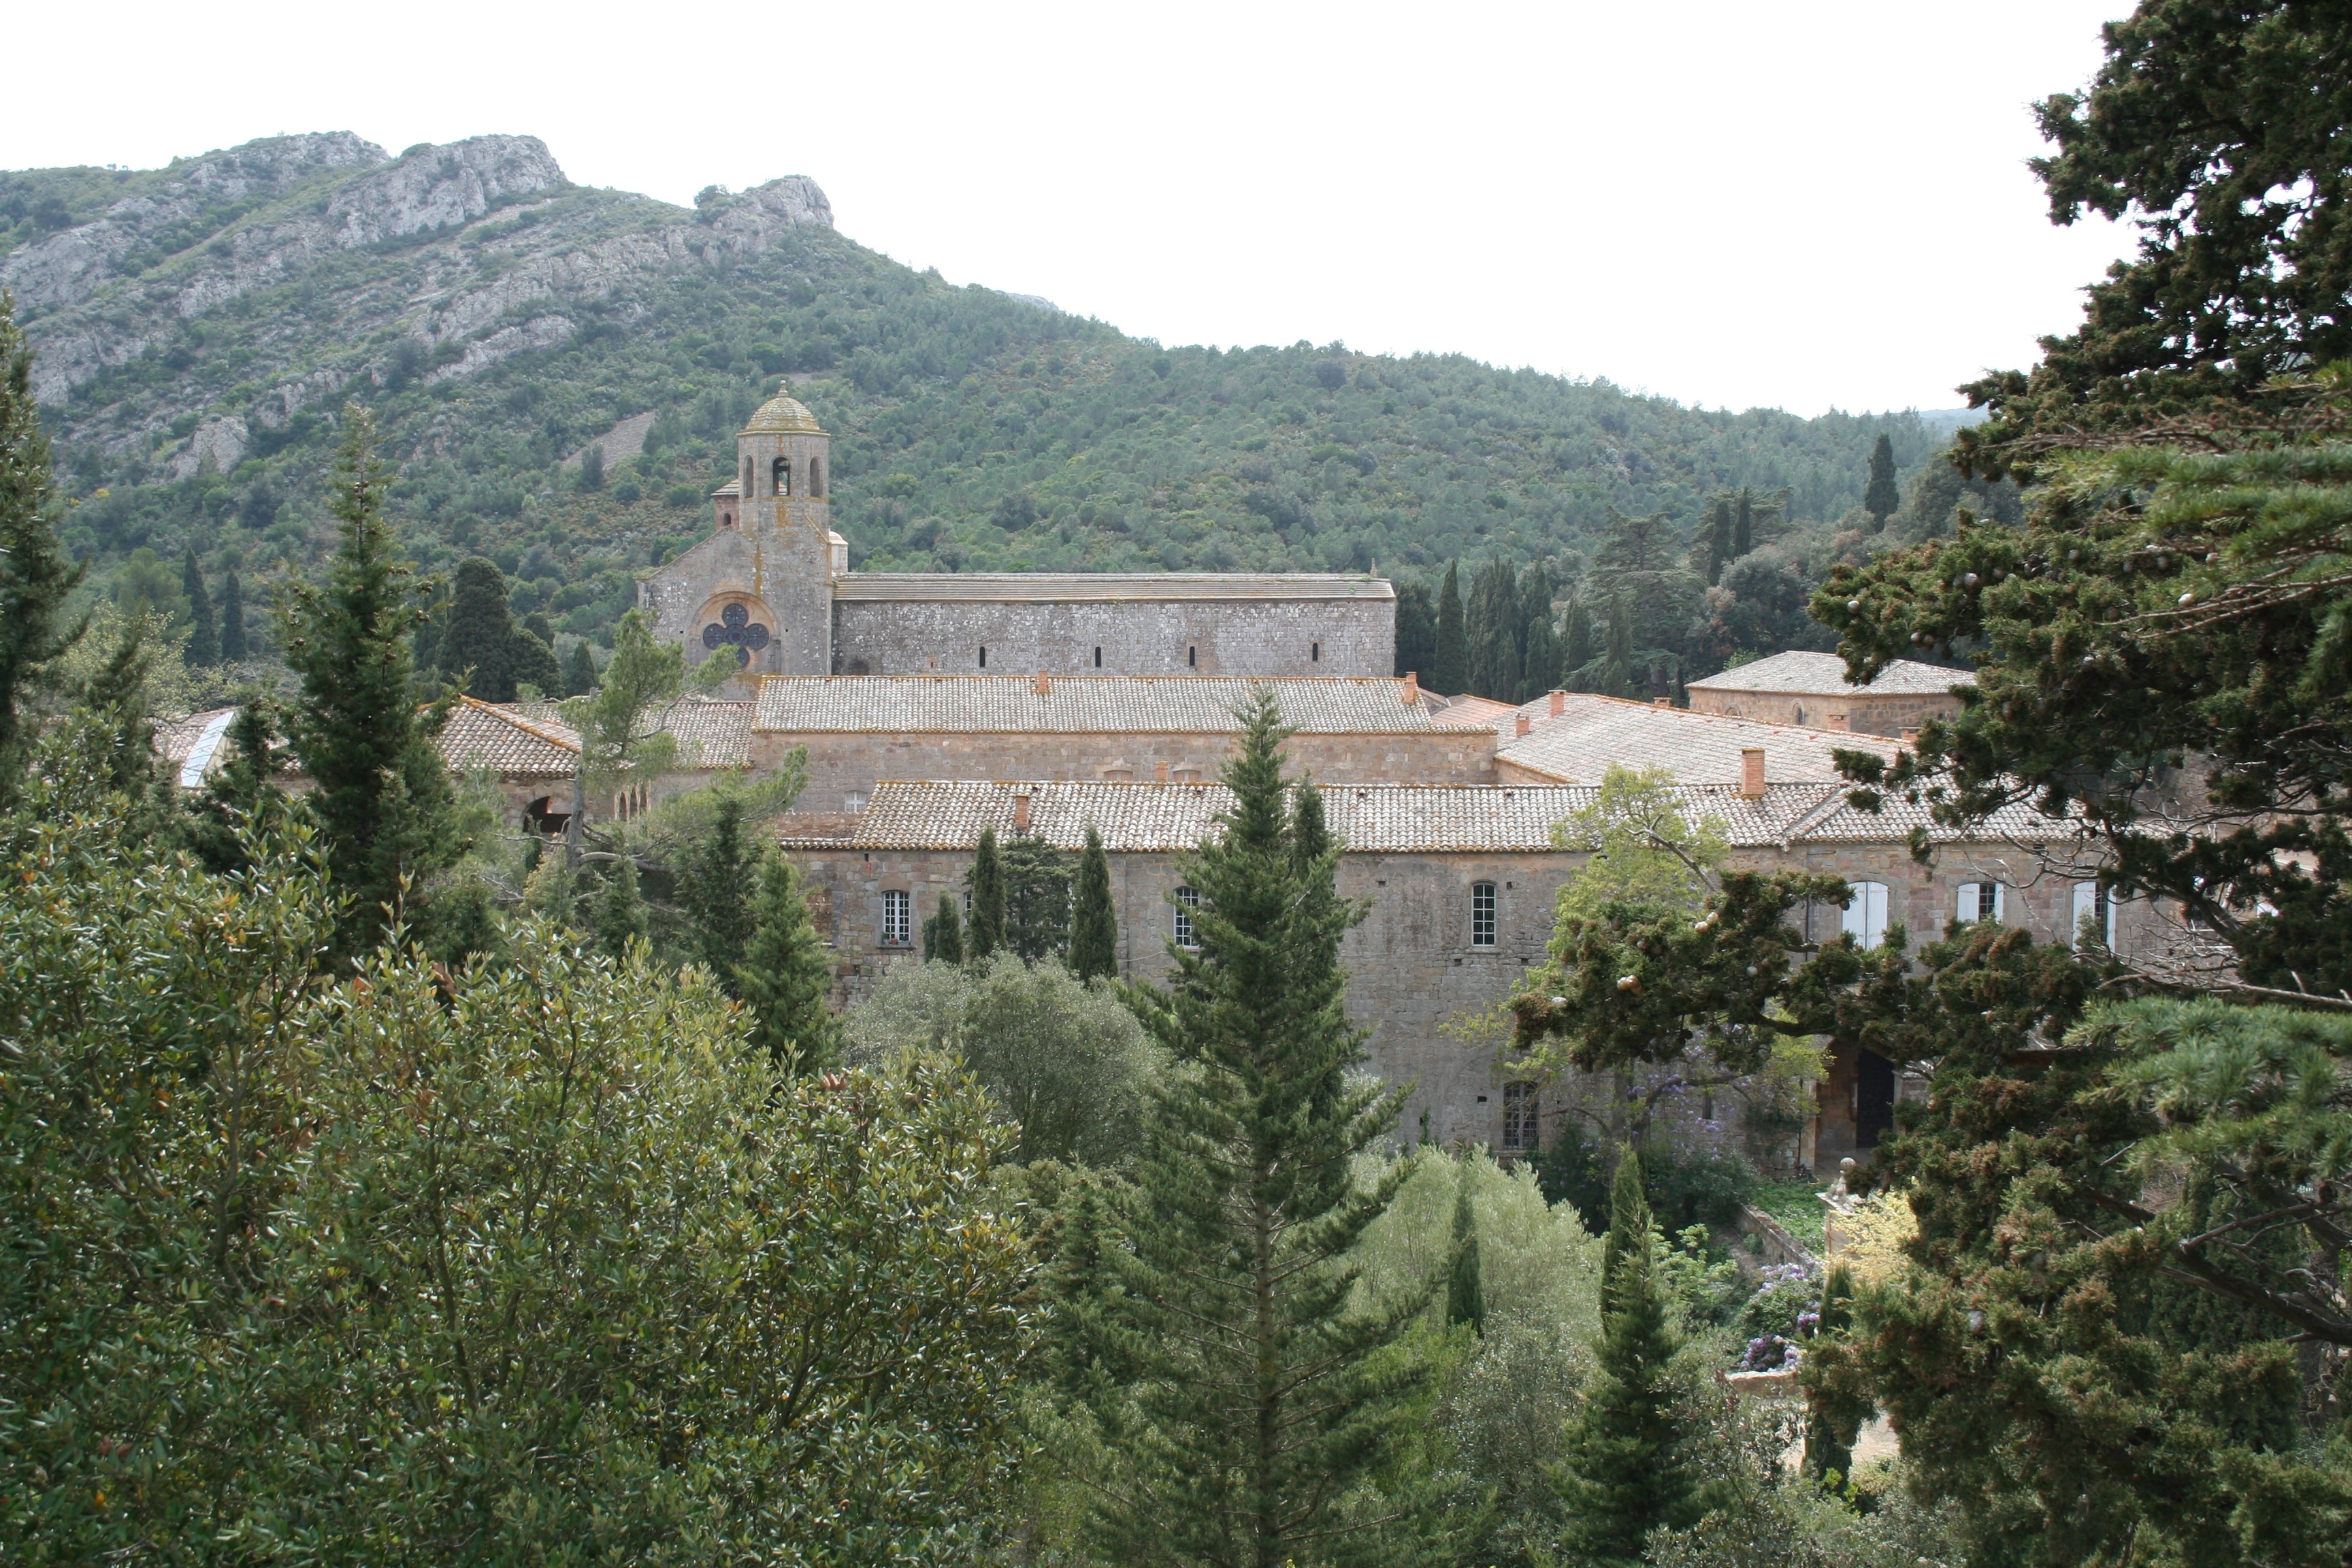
741, 391, 826, 436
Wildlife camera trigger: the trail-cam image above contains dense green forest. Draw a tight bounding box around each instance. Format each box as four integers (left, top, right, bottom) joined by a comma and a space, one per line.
4, 132, 1987, 695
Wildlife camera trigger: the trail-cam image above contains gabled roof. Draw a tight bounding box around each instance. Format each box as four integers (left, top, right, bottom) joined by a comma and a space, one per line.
789, 778, 2078, 855
506, 697, 751, 770
1686, 649, 1975, 697
1496, 694, 1902, 787
830, 572, 1394, 602
438, 696, 578, 778
751, 675, 1441, 734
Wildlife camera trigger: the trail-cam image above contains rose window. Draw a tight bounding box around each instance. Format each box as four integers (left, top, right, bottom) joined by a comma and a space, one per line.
702, 602, 772, 666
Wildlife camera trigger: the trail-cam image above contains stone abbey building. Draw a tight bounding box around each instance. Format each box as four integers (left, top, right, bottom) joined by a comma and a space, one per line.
636, 391, 1396, 681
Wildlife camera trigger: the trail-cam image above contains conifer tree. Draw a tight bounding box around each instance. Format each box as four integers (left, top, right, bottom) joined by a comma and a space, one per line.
1862, 433, 1900, 528
1393, 579, 1437, 679
561, 638, 598, 697
0, 291, 82, 797
1704, 495, 1734, 585
1433, 559, 1467, 694
186, 696, 288, 875
1465, 558, 1518, 699
1601, 594, 1634, 698
280, 405, 459, 959
1075, 692, 1459, 1566
180, 546, 217, 667
1069, 823, 1117, 981
924, 891, 964, 965
1446, 1160, 1484, 1333
592, 853, 647, 960
80, 619, 165, 811
1003, 835, 1074, 961
1732, 488, 1754, 557
1561, 595, 1593, 685
679, 791, 757, 990
443, 555, 519, 700
1802, 1264, 1857, 1482
966, 826, 1006, 963
738, 855, 841, 1074
1519, 562, 1561, 701
1554, 1149, 1698, 1565
217, 569, 247, 662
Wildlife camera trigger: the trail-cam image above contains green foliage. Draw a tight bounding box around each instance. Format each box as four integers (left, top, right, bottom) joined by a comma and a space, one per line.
179, 545, 216, 666
1057, 692, 1467, 1565
561, 608, 684, 790
924, 889, 964, 965
1069, 823, 1117, 981
967, 826, 1006, 962
847, 953, 1163, 1167
1394, 578, 1437, 679
676, 789, 756, 988
738, 853, 842, 1074
560, 634, 597, 696
1433, 559, 1467, 693
1861, 433, 1899, 527
0, 291, 80, 797
592, 852, 648, 958
278, 405, 461, 959
216, 569, 246, 662
1002, 834, 1073, 962
1554, 1151, 1703, 1565
1445, 1160, 1485, 1333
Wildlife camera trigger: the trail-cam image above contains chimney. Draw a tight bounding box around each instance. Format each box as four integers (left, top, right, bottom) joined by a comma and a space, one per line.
1402, 671, 1419, 705
1011, 788, 1031, 834
1154, 760, 1169, 783
1825, 710, 1848, 732
1740, 747, 1766, 799
1548, 689, 1565, 717
1514, 713, 1532, 738
1034, 671, 1051, 696
1901, 725, 1921, 747
1653, 696, 1671, 708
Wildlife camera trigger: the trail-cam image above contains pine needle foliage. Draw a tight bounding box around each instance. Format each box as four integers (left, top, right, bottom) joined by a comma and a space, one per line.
1433, 559, 1467, 695
591, 853, 648, 961
1070, 691, 1459, 1567
278, 404, 459, 959
925, 892, 965, 966
738, 854, 842, 1075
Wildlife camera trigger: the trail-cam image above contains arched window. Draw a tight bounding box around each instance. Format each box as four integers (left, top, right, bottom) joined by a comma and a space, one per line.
880, 889, 911, 948
1188, 645, 1197, 668
2072, 881, 2115, 950
1843, 881, 1891, 948
1471, 881, 1497, 948
742, 457, 754, 495
808, 457, 823, 497
1957, 882, 2004, 924
772, 455, 791, 497
1173, 887, 1200, 948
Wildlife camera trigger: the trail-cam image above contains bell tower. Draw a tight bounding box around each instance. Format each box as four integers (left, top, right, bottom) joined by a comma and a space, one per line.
733, 388, 838, 676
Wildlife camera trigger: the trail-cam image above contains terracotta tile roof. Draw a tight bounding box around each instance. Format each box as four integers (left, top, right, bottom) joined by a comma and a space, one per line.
1428, 694, 1517, 729
506, 698, 753, 770
438, 697, 578, 778
751, 676, 1438, 734
831, 572, 1394, 602
1686, 650, 1975, 697
1496, 694, 1902, 786
808, 779, 2026, 855
1796, 787, 2087, 846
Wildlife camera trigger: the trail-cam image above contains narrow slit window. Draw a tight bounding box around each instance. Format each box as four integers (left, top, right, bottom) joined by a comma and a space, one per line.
979, 645, 987, 668
1173, 886, 1200, 948
881, 889, 911, 948
1094, 647, 1103, 668
1311, 641, 1320, 663
1471, 881, 1497, 947
1188, 645, 1197, 668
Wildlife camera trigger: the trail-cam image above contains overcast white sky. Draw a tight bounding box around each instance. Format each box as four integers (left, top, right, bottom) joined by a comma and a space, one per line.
6, 1, 2137, 417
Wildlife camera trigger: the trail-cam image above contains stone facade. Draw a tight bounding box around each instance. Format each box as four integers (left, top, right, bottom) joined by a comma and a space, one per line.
1686, 650, 1972, 738
636, 390, 1397, 682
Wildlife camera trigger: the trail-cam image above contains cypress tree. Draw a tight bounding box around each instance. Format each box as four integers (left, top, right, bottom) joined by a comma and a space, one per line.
1519, 562, 1560, 702
679, 791, 757, 990
1465, 558, 1518, 700
1555, 1149, 1699, 1565
1803, 1264, 1858, 1481
592, 853, 647, 960
0, 291, 83, 798
1561, 595, 1593, 685
1601, 594, 1633, 698
1069, 823, 1117, 981
1446, 1159, 1485, 1334
1075, 693, 1458, 1565
508, 625, 562, 697
280, 405, 460, 960
1393, 579, 1437, 679
442, 555, 518, 701
1003, 835, 1074, 961
1732, 489, 1754, 557
561, 638, 598, 697
967, 826, 1006, 963
217, 570, 247, 662
1704, 495, 1734, 585
1432, 559, 1467, 694
738, 855, 841, 1074
924, 890, 965, 965
1862, 433, 1900, 529
181, 546, 217, 667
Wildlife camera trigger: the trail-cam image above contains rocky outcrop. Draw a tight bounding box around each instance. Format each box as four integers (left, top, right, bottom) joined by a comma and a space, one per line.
325, 136, 566, 248
170, 415, 249, 480
421, 312, 576, 385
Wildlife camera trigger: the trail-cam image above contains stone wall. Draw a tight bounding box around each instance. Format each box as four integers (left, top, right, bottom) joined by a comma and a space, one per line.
756, 728, 1499, 814
1688, 688, 1963, 737
832, 593, 1394, 679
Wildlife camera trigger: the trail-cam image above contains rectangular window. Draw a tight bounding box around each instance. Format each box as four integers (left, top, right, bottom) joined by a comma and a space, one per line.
979, 645, 987, 668
1471, 881, 1497, 947
1843, 881, 1891, 948
1311, 640, 1320, 662
1188, 645, 1197, 668
1957, 881, 2004, 924
2072, 881, 2116, 950
1094, 646, 1103, 667
1173, 886, 1199, 948
1501, 1081, 1538, 1152
881, 889, 911, 947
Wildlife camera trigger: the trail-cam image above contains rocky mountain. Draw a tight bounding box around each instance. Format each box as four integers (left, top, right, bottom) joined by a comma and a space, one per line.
2, 133, 1955, 667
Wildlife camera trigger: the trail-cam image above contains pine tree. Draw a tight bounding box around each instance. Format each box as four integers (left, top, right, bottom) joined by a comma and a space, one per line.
1554, 1149, 1699, 1565
217, 570, 247, 662
738, 855, 841, 1074
181, 546, 217, 667
1432, 559, 1467, 694
1803, 1264, 1857, 1482
186, 696, 288, 875
280, 405, 460, 959
0, 291, 82, 798
561, 638, 598, 697
1069, 823, 1117, 981
1075, 692, 1458, 1566
1446, 1160, 1484, 1334
442, 555, 518, 701
924, 891, 964, 965
592, 853, 647, 960
1862, 433, 1900, 529
966, 826, 1006, 963
679, 791, 757, 990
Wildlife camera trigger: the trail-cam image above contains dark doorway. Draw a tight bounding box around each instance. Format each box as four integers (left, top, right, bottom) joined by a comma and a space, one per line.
1855, 1049, 1896, 1149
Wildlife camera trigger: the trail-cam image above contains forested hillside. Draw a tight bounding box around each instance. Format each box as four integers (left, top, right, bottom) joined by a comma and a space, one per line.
5, 131, 1976, 685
